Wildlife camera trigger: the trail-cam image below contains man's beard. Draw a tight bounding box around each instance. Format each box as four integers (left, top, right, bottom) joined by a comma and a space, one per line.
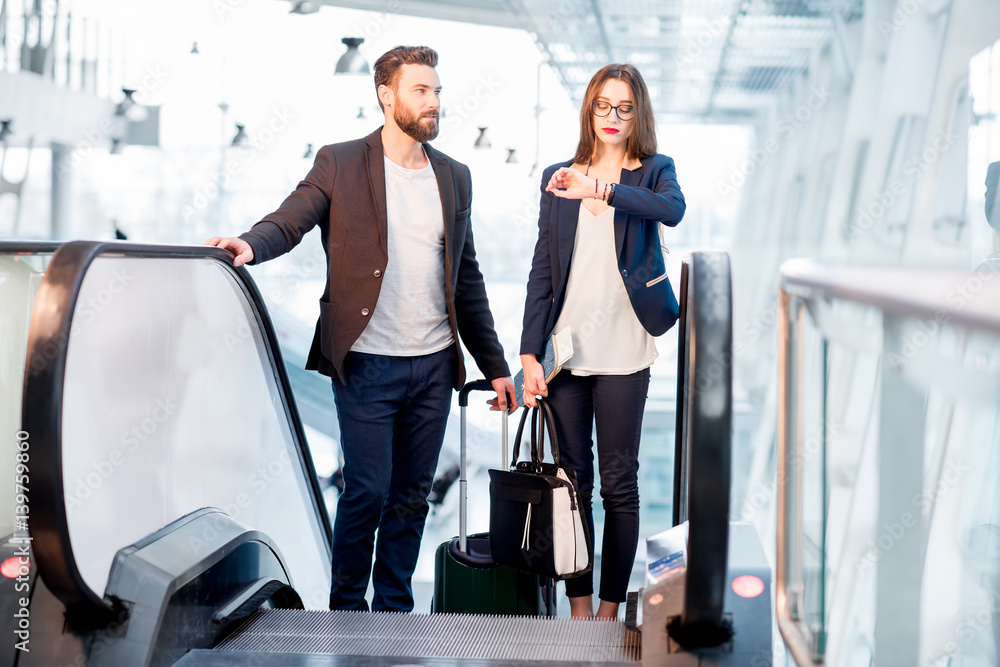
395, 102, 439, 142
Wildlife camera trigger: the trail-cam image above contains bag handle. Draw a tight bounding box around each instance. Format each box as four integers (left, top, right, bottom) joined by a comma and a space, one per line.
509, 399, 562, 471
531, 406, 545, 463
511, 406, 539, 470
536, 397, 561, 467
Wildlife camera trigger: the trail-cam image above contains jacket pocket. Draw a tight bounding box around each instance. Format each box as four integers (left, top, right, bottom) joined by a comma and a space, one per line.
646, 272, 668, 288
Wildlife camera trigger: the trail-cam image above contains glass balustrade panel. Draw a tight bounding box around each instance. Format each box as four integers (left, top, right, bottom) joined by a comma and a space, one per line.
917, 325, 1000, 664
60, 256, 330, 608
800, 297, 884, 663
0, 251, 55, 539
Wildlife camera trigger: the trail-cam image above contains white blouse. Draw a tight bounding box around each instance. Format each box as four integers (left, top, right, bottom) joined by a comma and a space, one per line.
553, 204, 658, 376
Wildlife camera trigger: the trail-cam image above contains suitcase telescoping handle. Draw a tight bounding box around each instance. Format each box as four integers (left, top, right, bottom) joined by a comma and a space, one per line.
457, 379, 509, 553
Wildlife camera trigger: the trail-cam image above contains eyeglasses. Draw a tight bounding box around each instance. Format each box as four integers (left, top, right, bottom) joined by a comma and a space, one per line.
592, 100, 634, 121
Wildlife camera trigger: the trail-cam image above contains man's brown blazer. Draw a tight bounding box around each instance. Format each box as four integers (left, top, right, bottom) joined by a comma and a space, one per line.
240, 127, 510, 388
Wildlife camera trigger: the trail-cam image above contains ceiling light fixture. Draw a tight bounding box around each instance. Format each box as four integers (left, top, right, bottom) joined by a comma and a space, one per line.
289, 1, 320, 14
115, 88, 149, 122
474, 127, 491, 149
231, 123, 249, 147
335, 37, 369, 75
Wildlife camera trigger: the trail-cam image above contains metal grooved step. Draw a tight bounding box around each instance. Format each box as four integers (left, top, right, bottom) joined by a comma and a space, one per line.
216, 610, 640, 663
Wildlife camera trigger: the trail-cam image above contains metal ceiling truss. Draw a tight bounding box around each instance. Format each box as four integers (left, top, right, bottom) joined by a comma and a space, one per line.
306, 0, 865, 122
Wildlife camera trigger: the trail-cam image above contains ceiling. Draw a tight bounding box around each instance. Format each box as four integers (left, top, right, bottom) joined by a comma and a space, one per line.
304, 0, 863, 123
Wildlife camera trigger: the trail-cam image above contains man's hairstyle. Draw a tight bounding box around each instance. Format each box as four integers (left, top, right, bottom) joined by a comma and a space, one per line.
571, 63, 657, 165
373, 46, 439, 111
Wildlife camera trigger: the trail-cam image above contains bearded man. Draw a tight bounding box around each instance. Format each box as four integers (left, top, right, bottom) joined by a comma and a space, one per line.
205, 45, 515, 613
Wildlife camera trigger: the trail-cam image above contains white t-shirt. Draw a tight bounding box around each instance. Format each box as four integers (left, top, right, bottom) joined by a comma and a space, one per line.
350, 153, 454, 356
553, 204, 658, 375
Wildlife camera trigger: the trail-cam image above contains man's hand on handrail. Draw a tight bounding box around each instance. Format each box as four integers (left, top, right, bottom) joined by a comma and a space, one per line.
204, 237, 254, 267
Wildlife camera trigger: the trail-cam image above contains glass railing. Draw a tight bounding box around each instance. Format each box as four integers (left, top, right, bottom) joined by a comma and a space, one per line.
21, 241, 333, 611
0, 242, 61, 540
777, 259, 1000, 665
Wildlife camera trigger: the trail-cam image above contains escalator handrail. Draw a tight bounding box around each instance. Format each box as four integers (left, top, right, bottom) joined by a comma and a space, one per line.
672, 260, 690, 527
22, 240, 334, 610
0, 241, 64, 254
672, 251, 733, 638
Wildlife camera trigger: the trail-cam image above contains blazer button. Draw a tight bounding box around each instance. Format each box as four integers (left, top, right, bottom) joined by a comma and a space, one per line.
374, 269, 382, 277
622, 269, 629, 278
361, 308, 370, 316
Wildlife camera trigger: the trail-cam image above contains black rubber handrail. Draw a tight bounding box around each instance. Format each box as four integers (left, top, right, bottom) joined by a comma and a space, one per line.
22, 240, 334, 610
670, 251, 734, 646
0, 241, 63, 254
673, 260, 690, 527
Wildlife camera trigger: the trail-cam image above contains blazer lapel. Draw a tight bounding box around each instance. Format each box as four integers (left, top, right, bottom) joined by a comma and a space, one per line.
365, 129, 389, 254
426, 144, 456, 262
558, 198, 580, 283
615, 163, 644, 258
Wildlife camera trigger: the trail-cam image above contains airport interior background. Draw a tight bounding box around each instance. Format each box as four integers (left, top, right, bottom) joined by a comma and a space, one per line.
3, 0, 1000, 664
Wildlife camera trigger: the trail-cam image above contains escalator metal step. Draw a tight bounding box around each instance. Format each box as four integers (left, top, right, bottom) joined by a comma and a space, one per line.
177, 650, 627, 666
214, 610, 640, 663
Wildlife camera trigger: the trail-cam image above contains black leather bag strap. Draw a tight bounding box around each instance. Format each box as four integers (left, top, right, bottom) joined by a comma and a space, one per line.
531, 406, 544, 464
511, 406, 539, 470
536, 397, 561, 468
510, 399, 562, 471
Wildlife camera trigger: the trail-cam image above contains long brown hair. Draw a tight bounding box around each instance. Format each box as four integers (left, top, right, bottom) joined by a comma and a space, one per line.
571, 63, 657, 165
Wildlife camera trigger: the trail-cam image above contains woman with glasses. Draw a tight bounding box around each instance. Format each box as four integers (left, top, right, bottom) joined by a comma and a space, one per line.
519, 63, 685, 619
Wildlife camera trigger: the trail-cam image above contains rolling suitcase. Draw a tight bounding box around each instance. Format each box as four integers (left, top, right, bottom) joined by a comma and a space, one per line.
430, 380, 557, 615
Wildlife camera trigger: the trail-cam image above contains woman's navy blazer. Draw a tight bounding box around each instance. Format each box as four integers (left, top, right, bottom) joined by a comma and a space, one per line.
520, 153, 686, 357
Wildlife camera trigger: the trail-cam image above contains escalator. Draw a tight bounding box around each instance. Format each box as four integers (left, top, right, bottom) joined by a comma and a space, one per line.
2, 241, 770, 666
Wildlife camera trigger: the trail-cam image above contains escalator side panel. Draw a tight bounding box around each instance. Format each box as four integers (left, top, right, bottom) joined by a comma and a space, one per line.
22, 242, 333, 614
